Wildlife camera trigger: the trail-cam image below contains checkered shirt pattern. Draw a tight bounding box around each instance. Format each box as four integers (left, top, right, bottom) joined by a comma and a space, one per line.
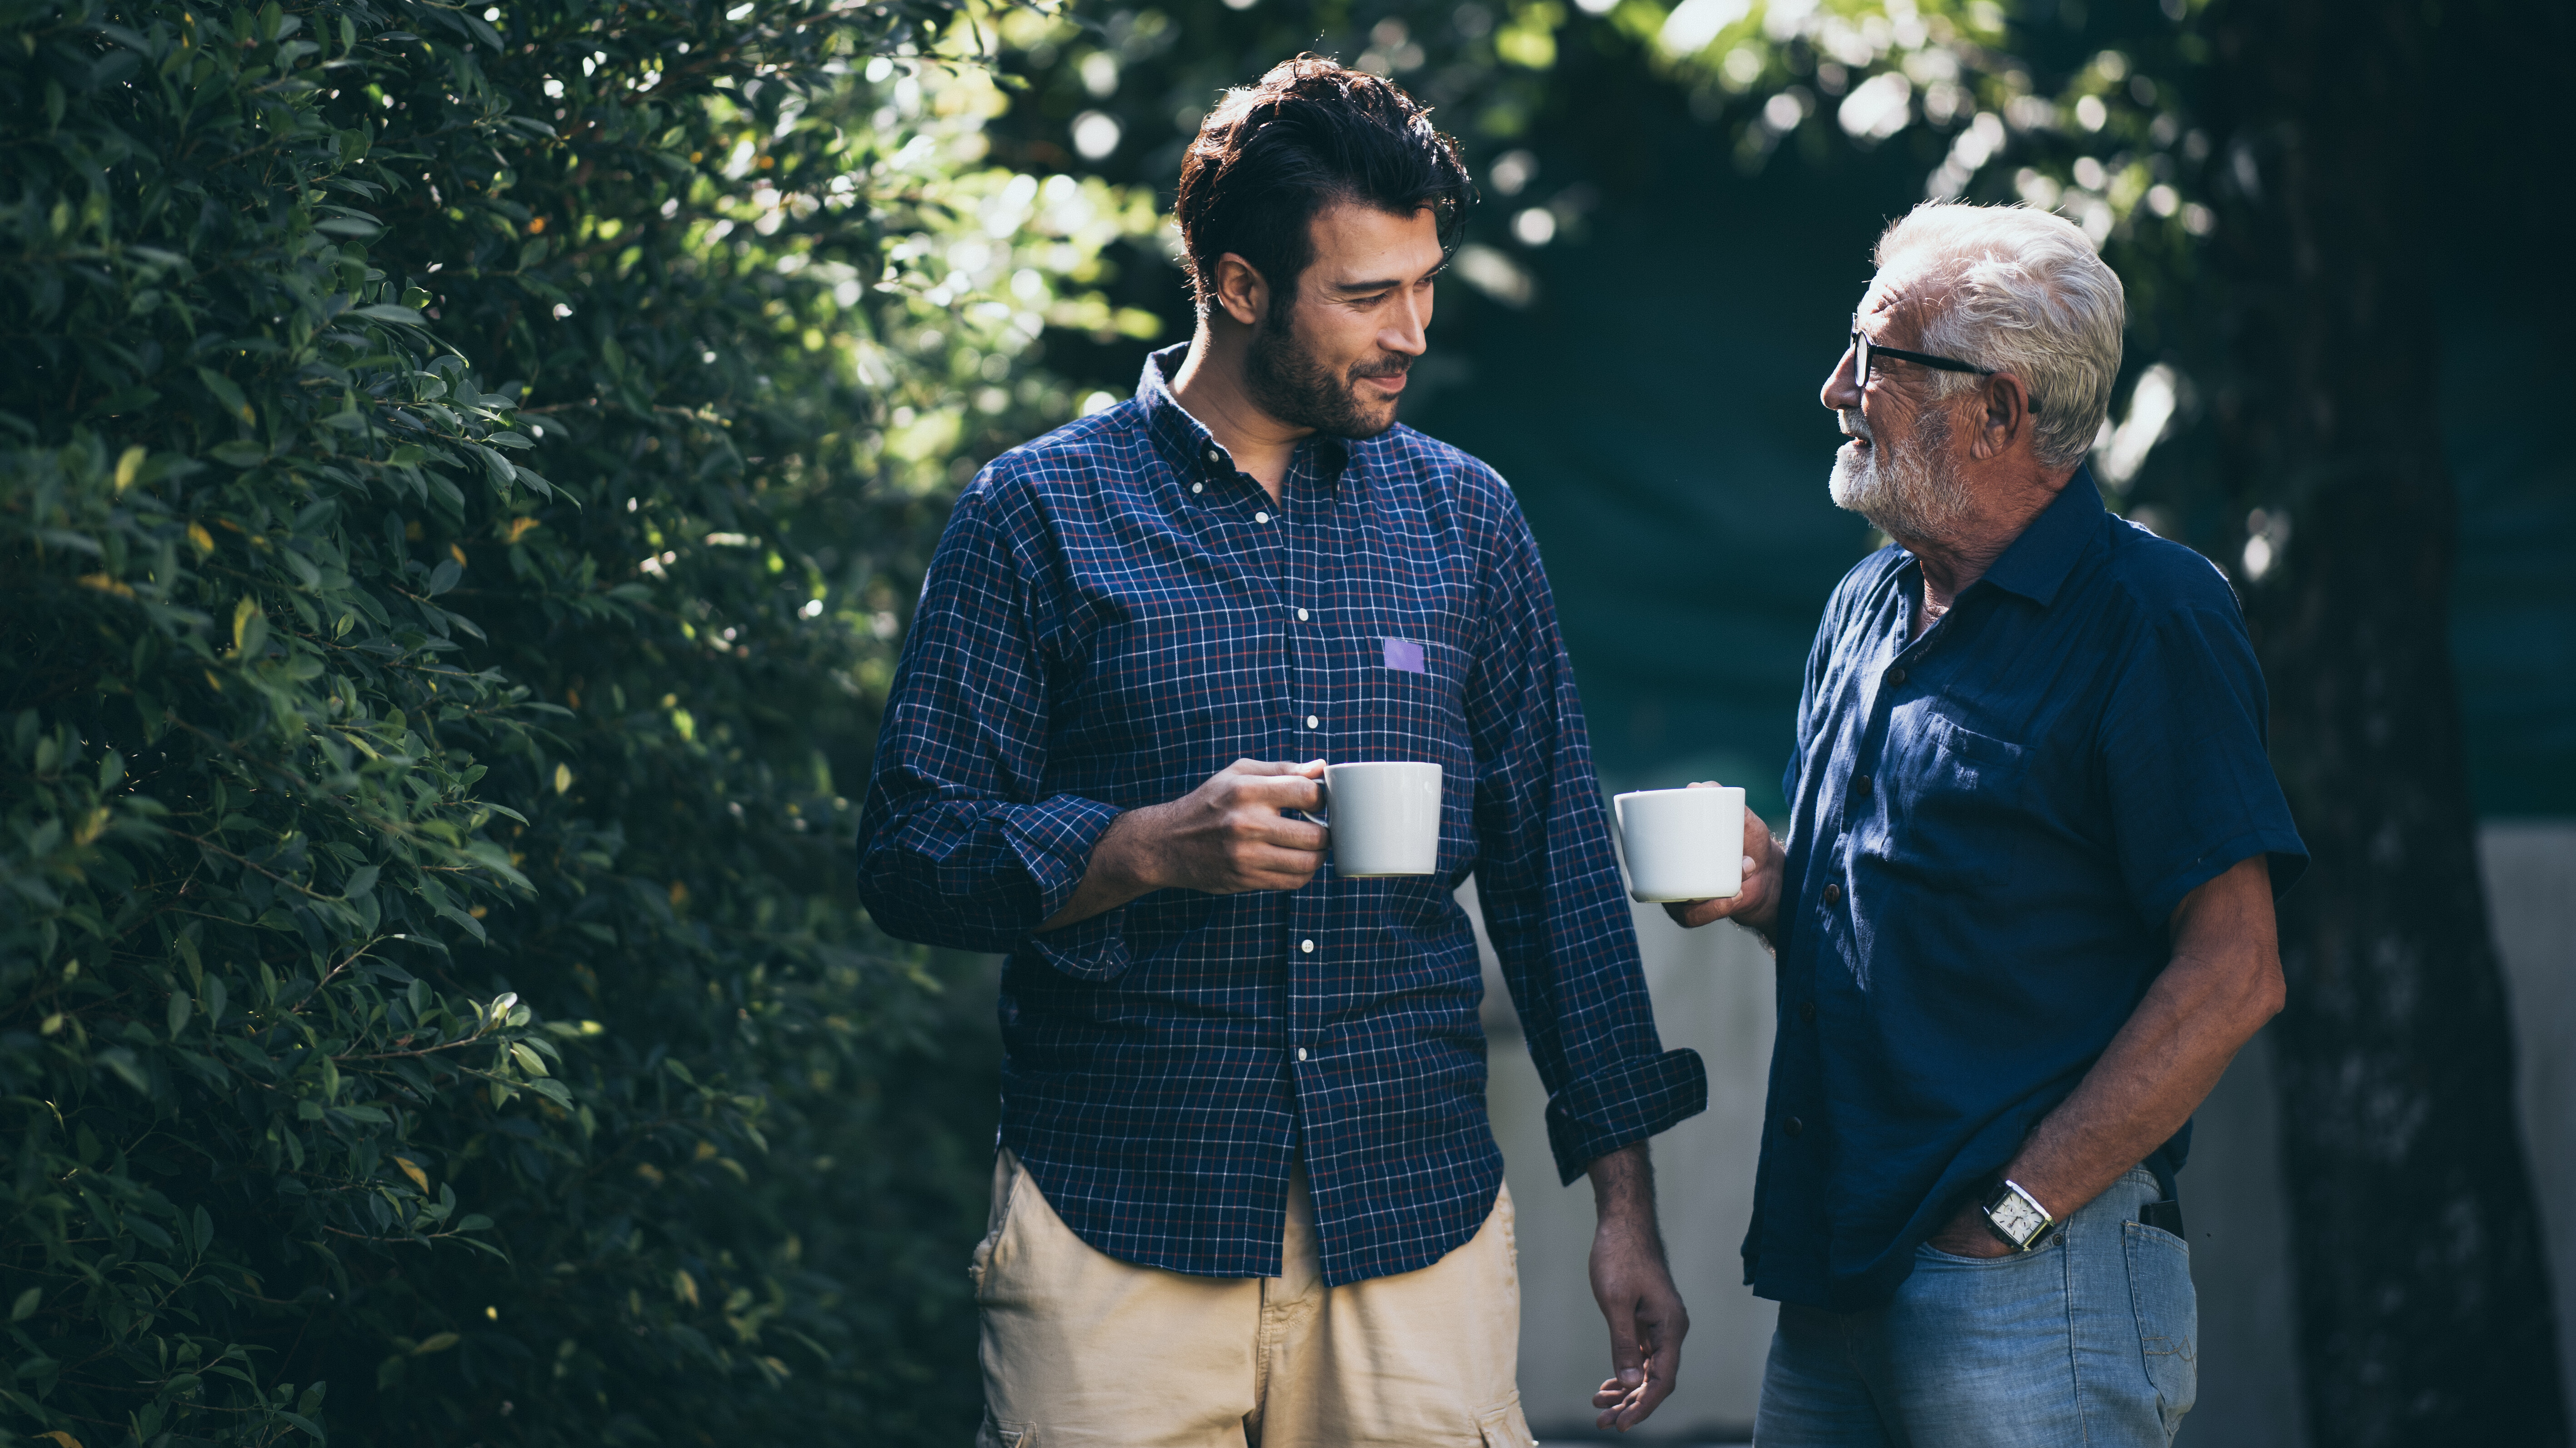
857, 345, 1706, 1285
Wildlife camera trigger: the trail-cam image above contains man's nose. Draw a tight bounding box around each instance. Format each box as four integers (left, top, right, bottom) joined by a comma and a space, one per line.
1822, 345, 1862, 412
1382, 291, 1430, 356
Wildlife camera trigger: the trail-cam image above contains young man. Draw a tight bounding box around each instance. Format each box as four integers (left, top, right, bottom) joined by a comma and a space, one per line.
856, 57, 1706, 1448
1669, 202, 2307, 1446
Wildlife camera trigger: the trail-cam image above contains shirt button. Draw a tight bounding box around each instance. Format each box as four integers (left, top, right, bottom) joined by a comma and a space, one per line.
1255, 510, 1271, 523
1823, 882, 1844, 907
1886, 666, 1909, 688
1784, 1115, 1805, 1137
1296, 608, 1310, 622
1800, 1000, 1817, 1024
1301, 939, 1315, 954
1206, 448, 1222, 463
1192, 482, 1204, 494
1296, 1048, 1309, 1062
1306, 715, 1319, 729
1854, 774, 1874, 798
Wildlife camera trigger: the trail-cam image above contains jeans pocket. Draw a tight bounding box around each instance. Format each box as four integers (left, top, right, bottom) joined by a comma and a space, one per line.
1915, 1239, 2051, 1268
2122, 1220, 2197, 1438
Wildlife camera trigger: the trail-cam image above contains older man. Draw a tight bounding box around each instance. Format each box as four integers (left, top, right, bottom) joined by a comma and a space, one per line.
1666, 202, 2307, 1446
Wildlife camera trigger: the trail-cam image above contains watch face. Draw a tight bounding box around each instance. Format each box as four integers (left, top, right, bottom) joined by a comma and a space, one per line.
1989, 1191, 2048, 1247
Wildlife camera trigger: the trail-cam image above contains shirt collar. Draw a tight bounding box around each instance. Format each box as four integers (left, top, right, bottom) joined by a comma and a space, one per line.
1970, 467, 2106, 608
1133, 341, 1354, 489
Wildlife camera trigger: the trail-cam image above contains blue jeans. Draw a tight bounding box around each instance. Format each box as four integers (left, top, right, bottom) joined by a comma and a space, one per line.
1756, 1168, 2196, 1447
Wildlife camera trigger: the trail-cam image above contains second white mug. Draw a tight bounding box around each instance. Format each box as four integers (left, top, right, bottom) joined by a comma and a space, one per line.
1613, 785, 1746, 903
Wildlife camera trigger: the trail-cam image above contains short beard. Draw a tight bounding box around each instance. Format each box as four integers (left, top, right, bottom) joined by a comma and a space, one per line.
1242, 299, 1409, 439
1829, 404, 1973, 546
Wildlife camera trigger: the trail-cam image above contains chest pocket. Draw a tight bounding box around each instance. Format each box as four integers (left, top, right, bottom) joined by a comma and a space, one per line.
1335, 627, 1467, 766
1866, 713, 2031, 890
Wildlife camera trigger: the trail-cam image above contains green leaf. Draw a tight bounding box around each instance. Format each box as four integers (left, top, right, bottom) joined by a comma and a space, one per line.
232, 597, 267, 657
96, 1046, 151, 1094
165, 990, 192, 1041
9, 1287, 38, 1322
195, 366, 255, 425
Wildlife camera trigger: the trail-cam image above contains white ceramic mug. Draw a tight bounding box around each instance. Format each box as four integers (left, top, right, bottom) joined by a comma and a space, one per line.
1613, 785, 1746, 903
1309, 761, 1443, 877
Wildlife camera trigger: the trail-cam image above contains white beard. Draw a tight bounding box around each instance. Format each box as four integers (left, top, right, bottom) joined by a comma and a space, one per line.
1828, 408, 1972, 545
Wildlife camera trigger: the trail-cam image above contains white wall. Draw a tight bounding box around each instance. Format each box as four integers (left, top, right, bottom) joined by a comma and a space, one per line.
1471, 821, 2576, 1445
2484, 823, 2576, 1424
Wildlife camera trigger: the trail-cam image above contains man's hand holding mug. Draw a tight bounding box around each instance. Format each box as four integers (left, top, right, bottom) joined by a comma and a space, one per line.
1659, 781, 1786, 939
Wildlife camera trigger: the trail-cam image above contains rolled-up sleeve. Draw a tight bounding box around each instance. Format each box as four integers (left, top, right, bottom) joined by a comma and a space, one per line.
856, 484, 1128, 968
1463, 483, 1706, 1183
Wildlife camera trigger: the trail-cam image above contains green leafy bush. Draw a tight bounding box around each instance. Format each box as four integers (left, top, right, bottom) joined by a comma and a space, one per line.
0, 0, 1157, 1438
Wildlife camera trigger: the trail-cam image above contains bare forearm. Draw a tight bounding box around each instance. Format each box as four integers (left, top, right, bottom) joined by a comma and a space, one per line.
2003, 857, 2284, 1219
1036, 808, 1160, 931
1921, 855, 2282, 1257
1587, 1142, 1661, 1237
2005, 947, 2276, 1214
1584, 1141, 1687, 1429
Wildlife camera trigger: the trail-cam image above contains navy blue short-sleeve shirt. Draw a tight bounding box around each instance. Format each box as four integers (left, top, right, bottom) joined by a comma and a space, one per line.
1751, 472, 2306, 1311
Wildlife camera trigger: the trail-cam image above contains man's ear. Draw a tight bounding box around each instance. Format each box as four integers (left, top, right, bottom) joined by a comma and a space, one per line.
1210, 252, 1270, 328
1976, 374, 2035, 459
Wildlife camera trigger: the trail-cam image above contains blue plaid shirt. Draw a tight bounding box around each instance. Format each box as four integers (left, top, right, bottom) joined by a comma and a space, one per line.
858, 345, 1706, 1285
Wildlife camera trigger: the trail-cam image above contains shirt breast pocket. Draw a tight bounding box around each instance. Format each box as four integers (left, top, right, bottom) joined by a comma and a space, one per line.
1337, 629, 1465, 763
1871, 714, 2031, 890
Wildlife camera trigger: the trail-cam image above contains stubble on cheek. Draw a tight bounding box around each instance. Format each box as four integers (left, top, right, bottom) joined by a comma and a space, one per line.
1246, 309, 1409, 439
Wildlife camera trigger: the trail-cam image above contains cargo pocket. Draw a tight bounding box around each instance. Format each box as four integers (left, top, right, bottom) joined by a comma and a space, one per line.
1476, 1393, 1536, 1448
2123, 1219, 2197, 1441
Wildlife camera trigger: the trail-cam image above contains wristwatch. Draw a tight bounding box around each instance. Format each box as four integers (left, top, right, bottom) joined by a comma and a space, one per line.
1981, 1178, 2057, 1252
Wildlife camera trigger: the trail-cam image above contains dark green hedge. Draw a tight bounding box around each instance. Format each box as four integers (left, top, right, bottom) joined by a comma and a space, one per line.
0, 0, 1157, 1438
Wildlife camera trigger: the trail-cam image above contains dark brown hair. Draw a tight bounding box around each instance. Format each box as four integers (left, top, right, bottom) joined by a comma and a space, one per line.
1172, 55, 1474, 315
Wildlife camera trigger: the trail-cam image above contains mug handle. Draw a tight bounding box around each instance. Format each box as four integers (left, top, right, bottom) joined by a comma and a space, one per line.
1298, 777, 1330, 833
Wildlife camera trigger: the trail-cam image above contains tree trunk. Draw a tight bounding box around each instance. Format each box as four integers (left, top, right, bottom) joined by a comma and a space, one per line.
2204, 0, 2569, 1442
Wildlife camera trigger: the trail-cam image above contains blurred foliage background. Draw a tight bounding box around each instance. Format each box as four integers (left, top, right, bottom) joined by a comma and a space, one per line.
6, 0, 2570, 1441
0, 0, 1157, 1438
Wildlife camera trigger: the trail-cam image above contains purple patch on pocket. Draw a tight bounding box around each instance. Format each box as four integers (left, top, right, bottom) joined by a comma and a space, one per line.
1382, 637, 1426, 674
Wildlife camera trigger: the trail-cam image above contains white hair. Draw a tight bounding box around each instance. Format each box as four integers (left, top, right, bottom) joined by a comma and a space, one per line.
1873, 202, 2126, 470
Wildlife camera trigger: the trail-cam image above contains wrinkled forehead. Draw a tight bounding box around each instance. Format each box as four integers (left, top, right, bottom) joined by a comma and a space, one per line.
1856, 254, 1954, 340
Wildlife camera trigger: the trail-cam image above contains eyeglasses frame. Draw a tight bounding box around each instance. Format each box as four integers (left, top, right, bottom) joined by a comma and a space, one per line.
1847, 312, 2042, 414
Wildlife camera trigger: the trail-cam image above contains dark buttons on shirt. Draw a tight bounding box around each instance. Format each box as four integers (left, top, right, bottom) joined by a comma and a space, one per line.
1823, 882, 1843, 907
1853, 774, 1874, 799
1800, 1000, 1817, 1024
1784, 1115, 1805, 1137
1886, 666, 1909, 688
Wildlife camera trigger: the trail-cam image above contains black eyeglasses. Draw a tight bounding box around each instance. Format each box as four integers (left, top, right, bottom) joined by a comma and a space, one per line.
1848, 313, 2036, 411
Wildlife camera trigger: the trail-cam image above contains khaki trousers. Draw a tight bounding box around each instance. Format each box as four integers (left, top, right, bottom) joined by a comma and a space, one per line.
972, 1149, 1536, 1448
